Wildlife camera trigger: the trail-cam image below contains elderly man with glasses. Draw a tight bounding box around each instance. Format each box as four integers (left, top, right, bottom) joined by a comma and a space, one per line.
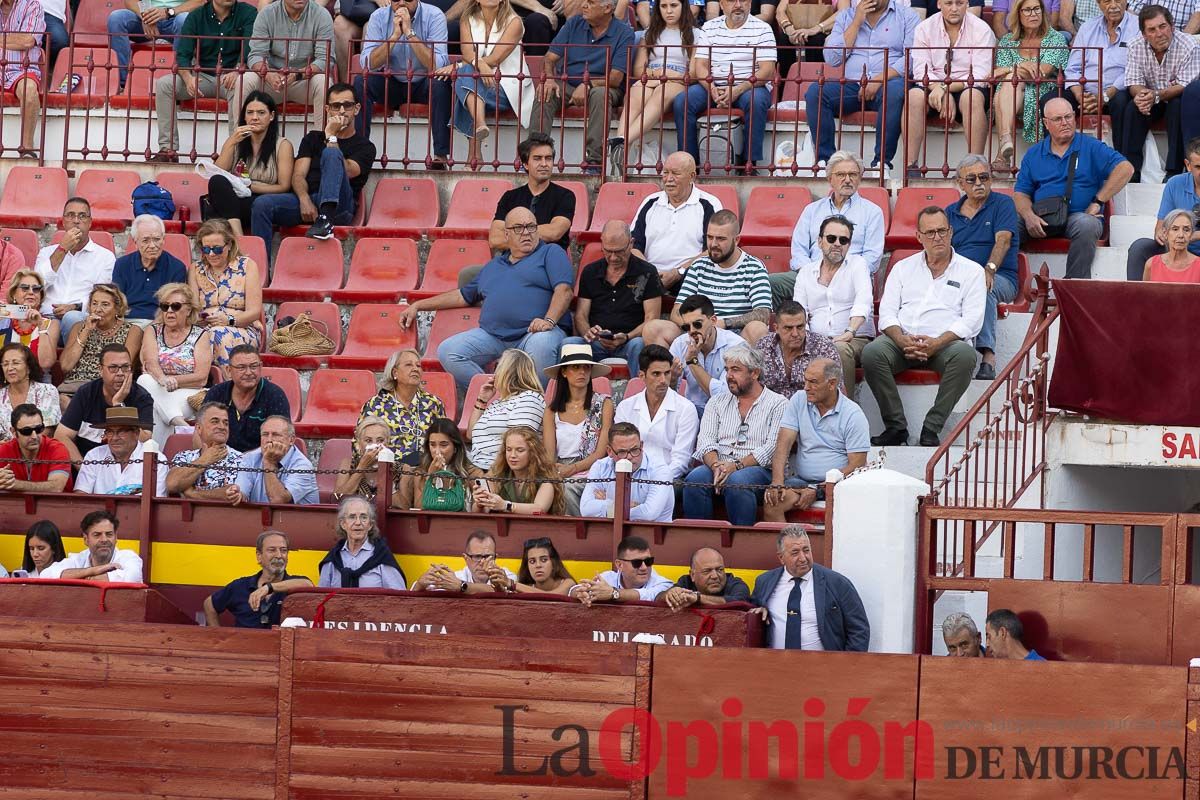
863, 206, 986, 447
946, 155, 1020, 381
112, 214, 188, 326
410, 530, 519, 593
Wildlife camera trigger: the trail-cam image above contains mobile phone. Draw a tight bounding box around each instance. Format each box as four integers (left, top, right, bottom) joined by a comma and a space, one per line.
1, 304, 29, 320
597, 330, 616, 340
473, 478, 489, 494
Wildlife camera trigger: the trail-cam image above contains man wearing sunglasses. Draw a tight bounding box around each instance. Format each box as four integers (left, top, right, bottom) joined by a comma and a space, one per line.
410, 530, 517, 593
579, 422, 673, 522
946, 155, 1020, 381
34, 197, 116, 345
666, 294, 744, 417
572, 534, 672, 605
111, 214, 188, 325
0, 404, 71, 493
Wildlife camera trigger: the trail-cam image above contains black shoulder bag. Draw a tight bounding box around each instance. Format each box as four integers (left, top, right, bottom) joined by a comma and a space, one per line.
1031, 150, 1078, 239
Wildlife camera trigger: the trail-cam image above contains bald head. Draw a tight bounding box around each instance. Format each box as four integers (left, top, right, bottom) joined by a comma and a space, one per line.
663, 151, 698, 204
689, 547, 729, 595
503, 207, 539, 258
600, 220, 633, 269
1043, 98, 1077, 142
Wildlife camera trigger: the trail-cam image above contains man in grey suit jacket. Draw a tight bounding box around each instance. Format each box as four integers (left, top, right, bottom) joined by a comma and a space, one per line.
749, 525, 870, 652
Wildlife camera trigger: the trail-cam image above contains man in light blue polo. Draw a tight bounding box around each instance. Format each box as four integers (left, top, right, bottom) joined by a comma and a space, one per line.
667, 294, 743, 417
1125, 136, 1200, 280
765, 358, 869, 521
230, 415, 318, 506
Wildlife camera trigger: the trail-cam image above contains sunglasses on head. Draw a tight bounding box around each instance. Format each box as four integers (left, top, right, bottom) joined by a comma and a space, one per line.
158, 302, 186, 312
16, 424, 44, 436
201, 245, 225, 255
622, 556, 654, 569
824, 234, 851, 245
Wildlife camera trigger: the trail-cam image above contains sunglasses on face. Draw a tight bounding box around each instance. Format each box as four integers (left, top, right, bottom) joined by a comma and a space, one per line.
15, 283, 41, 293
328, 100, 358, 111
201, 245, 225, 255
16, 424, 44, 436
159, 302, 187, 312
962, 173, 992, 185
686, 319, 706, 331
621, 557, 654, 569
824, 234, 851, 245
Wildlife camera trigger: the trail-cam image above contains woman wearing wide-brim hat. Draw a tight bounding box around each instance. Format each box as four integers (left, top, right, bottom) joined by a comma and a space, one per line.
542, 344, 613, 517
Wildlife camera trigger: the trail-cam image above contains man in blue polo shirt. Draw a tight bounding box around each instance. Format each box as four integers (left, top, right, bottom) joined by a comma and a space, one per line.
1125, 136, 1200, 280
985, 608, 1048, 661
765, 358, 869, 521
946, 154, 1019, 381
111, 215, 188, 325
203, 530, 312, 628
399, 207, 574, 394
528, 0, 634, 174
1013, 97, 1133, 279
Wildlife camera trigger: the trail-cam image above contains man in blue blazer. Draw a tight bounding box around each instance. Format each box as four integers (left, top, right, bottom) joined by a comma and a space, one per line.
750, 525, 870, 652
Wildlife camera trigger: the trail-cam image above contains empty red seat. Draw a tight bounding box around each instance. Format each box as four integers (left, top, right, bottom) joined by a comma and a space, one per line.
584, 183, 657, 241
72, 0, 123, 46
740, 186, 814, 246
259, 366, 302, 419
859, 186, 892, 231
262, 238, 343, 302
697, 183, 740, 218
332, 238, 418, 303
770, 61, 844, 124
360, 177, 439, 236
110, 48, 174, 111
51, 230, 116, 253
0, 166, 68, 228
295, 368, 377, 438
437, 179, 513, 239
886, 187, 961, 249
262, 301, 343, 369
624, 377, 645, 396
123, 231, 193, 265
414, 239, 491, 300
556, 180, 591, 237
0, 228, 40, 265
329, 304, 417, 370
46, 47, 117, 108
999, 253, 1034, 317
743, 245, 792, 274
420, 371, 457, 422
155, 171, 208, 231
316, 438, 353, 503
163, 432, 195, 462
457, 372, 493, 432
74, 169, 140, 232
422, 307, 481, 371
237, 235, 268, 280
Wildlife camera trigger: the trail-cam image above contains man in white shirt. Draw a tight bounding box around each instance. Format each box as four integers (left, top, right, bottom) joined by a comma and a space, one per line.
75, 407, 169, 496
409, 530, 518, 593
41, 509, 144, 582
615, 344, 698, 480
579, 422, 675, 522
862, 206, 986, 447
572, 534, 674, 604
630, 151, 723, 289
33, 197, 116, 344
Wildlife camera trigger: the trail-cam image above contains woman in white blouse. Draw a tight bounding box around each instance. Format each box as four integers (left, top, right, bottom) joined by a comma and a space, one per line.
466, 349, 546, 473
792, 215, 875, 398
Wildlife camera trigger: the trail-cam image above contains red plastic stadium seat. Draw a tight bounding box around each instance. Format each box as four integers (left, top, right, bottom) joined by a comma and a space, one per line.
886, 187, 960, 249
0, 166, 68, 228
360, 177, 439, 237
743, 245, 792, 274
415, 239, 491, 300
46, 47, 118, 108
237, 235, 268, 282
770, 61, 843, 123
697, 183, 740, 218
295, 368, 377, 438
155, 171, 208, 232
123, 231, 192, 265
420, 371, 457, 422
72, 0, 123, 46
262, 238, 343, 302
163, 432, 194, 462
998, 253, 1033, 317
110, 48, 174, 111
457, 372, 493, 432
859, 185, 892, 231
437, 179, 513, 239
624, 377, 645, 396
576, 242, 603, 284
422, 307, 481, 371
332, 238, 418, 303
316, 438, 353, 503
329, 304, 416, 370
51, 230, 115, 253
74, 169, 140, 232
262, 301, 343, 369
740, 186, 814, 246
556, 180, 591, 237
0, 228, 40, 265
584, 183, 657, 241
259, 366, 302, 419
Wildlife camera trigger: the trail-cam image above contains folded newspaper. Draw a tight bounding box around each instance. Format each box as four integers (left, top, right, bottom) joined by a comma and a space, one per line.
195, 160, 252, 198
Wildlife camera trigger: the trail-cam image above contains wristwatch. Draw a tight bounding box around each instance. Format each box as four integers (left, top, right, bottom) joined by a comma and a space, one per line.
686, 358, 700, 366
985, 262, 997, 273
611, 588, 620, 601
167, 7, 176, 16
326, 135, 338, 145
460, 581, 468, 593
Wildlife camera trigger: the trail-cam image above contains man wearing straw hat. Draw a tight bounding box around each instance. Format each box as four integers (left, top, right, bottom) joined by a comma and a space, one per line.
74, 406, 168, 496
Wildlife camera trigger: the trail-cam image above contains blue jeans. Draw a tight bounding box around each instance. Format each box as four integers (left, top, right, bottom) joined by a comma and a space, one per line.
108, 9, 187, 82
682, 463, 770, 526
673, 83, 772, 165
805, 76, 904, 168
562, 335, 645, 377
977, 271, 1019, 353
438, 325, 566, 394
250, 147, 354, 262
451, 63, 512, 138
352, 73, 450, 156
45, 13, 68, 69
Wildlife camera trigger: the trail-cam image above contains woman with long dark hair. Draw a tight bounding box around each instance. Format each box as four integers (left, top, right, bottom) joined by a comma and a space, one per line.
205, 91, 296, 238
396, 417, 473, 511
542, 345, 612, 516
502, 536, 575, 595
21, 520, 66, 577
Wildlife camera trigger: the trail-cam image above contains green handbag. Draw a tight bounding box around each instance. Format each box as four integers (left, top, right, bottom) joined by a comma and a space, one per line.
421, 470, 466, 512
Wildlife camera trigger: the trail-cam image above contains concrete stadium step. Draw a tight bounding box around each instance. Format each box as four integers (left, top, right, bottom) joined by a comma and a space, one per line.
1114, 182, 1165, 217
1109, 215, 1156, 250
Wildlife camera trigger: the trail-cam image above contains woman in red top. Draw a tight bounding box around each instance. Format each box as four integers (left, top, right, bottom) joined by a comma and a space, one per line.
1144, 209, 1200, 284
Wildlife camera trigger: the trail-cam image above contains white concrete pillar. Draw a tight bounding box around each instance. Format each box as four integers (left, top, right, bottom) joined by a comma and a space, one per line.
831, 468, 929, 655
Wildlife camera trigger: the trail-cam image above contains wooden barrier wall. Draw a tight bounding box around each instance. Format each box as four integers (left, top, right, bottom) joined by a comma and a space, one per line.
1, 619, 1195, 799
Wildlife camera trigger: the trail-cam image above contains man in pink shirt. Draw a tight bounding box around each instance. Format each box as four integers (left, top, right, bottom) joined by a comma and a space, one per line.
905, 0, 996, 177
0, 0, 44, 154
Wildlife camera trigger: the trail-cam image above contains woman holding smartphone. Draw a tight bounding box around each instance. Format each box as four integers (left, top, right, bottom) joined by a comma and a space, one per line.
19, 520, 67, 578
490, 536, 575, 595
473, 425, 564, 515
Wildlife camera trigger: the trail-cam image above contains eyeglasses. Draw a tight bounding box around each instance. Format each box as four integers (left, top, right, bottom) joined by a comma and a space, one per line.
919, 228, 951, 239
612, 445, 642, 459
1045, 113, 1074, 125
619, 556, 654, 569
15, 283, 41, 293
736, 421, 750, 447
523, 537, 552, 549
158, 302, 187, 312
961, 173, 992, 184
1020, 6, 1042, 13
63, 212, 90, 221
230, 362, 261, 372
603, 246, 630, 257
104, 364, 132, 372
686, 319, 707, 331
15, 424, 44, 436
505, 223, 538, 235
328, 100, 358, 111
465, 552, 496, 563
823, 234, 851, 245
201, 245, 225, 255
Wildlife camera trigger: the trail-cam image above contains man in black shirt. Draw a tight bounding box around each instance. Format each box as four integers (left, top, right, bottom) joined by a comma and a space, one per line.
203, 530, 313, 628
250, 82, 377, 252
55, 345, 155, 464
568, 219, 663, 375
657, 547, 751, 610
202, 345, 292, 453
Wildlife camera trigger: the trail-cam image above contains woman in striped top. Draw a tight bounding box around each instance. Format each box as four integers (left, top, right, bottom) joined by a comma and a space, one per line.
466, 349, 546, 472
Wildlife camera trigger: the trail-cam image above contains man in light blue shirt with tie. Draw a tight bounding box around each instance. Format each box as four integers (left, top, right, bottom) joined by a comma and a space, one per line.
354, 0, 451, 161
579, 422, 675, 522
